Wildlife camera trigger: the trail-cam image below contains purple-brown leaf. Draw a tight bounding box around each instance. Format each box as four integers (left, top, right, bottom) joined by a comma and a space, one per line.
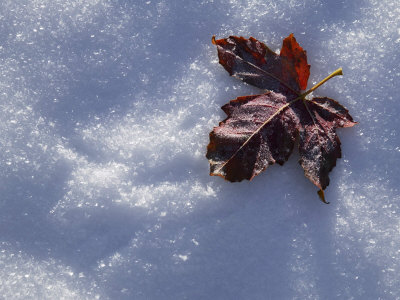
207, 34, 356, 201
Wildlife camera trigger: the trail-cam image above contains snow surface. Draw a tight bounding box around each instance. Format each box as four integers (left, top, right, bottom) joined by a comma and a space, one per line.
0, 0, 399, 299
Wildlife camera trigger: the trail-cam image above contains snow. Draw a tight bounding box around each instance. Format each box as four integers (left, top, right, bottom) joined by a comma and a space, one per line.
0, 0, 399, 299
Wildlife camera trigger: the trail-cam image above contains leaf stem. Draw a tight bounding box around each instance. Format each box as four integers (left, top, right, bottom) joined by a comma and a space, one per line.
301, 67, 343, 98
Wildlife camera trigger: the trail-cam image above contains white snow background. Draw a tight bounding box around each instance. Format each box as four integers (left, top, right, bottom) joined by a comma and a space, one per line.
0, 0, 399, 299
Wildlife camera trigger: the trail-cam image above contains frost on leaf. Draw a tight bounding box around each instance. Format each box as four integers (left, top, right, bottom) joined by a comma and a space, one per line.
207, 34, 356, 203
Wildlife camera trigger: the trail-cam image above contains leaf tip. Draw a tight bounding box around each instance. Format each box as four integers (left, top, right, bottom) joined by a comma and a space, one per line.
211, 35, 217, 45
318, 189, 330, 204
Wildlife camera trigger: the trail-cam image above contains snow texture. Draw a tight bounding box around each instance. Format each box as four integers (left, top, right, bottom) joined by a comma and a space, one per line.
0, 0, 399, 299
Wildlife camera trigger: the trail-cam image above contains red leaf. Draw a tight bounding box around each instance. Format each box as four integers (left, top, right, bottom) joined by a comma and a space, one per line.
207, 34, 356, 202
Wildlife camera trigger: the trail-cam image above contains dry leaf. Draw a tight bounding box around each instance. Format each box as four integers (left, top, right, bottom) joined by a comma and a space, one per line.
207, 34, 356, 203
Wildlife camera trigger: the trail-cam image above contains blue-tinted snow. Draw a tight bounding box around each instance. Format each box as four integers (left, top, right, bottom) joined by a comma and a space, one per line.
0, 0, 399, 299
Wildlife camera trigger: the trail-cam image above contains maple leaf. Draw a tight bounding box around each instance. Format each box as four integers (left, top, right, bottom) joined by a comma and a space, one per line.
206, 34, 356, 203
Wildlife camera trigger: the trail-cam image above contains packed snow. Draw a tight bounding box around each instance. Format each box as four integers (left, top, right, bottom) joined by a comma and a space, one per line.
0, 0, 399, 299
